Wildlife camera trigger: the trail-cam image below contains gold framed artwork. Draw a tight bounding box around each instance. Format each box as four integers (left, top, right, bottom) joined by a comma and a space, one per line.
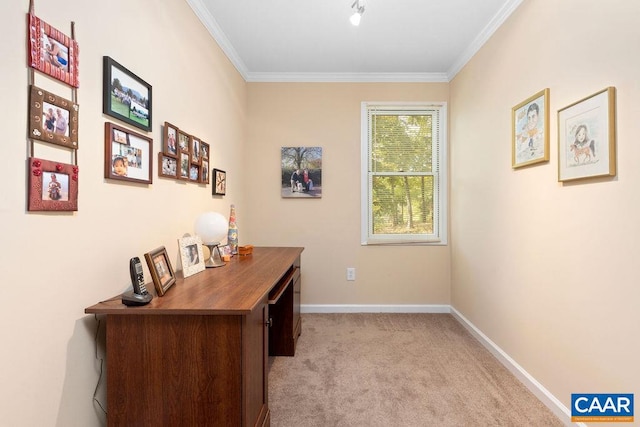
144, 246, 176, 296
512, 88, 549, 168
29, 86, 79, 149
558, 87, 616, 182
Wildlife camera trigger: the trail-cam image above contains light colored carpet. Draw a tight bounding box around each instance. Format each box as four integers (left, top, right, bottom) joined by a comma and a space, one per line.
268, 313, 563, 426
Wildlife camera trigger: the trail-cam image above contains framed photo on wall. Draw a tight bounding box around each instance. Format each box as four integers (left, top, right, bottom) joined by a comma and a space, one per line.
104, 122, 153, 184
28, 157, 78, 211
558, 87, 616, 182
512, 88, 549, 168
158, 153, 178, 178
103, 56, 152, 132
281, 147, 322, 198
213, 169, 226, 195
27, 14, 79, 87
163, 122, 178, 155
29, 85, 79, 149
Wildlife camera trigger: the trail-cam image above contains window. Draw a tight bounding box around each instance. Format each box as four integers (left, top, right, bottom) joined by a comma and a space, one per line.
360, 102, 447, 245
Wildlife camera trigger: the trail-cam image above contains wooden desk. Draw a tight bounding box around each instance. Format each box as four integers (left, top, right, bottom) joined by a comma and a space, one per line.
86, 246, 303, 427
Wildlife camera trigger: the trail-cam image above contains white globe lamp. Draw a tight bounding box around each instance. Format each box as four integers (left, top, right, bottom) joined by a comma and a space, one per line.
195, 212, 228, 267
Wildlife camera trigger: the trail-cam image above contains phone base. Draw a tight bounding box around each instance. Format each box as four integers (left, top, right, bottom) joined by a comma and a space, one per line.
121, 291, 153, 306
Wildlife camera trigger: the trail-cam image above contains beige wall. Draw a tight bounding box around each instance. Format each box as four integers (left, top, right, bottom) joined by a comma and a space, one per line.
450, 0, 640, 414
0, 0, 246, 425
245, 83, 451, 307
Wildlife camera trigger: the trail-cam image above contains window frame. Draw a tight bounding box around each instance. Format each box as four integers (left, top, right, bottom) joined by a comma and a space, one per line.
360, 102, 448, 246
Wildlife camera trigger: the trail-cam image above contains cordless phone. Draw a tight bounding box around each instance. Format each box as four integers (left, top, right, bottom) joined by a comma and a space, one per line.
122, 257, 153, 306
130, 257, 148, 295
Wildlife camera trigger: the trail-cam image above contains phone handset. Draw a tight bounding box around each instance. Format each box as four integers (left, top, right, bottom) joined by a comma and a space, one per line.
130, 257, 148, 295
122, 257, 153, 306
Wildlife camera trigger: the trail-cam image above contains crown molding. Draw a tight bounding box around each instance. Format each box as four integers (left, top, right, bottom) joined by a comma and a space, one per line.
186, 0, 249, 80
447, 0, 525, 80
245, 72, 450, 83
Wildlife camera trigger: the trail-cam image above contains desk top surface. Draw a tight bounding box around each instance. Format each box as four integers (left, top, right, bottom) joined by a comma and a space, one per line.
85, 246, 303, 315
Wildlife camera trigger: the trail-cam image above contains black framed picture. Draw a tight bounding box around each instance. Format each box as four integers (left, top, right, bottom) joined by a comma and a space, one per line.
213, 169, 226, 195
103, 56, 152, 132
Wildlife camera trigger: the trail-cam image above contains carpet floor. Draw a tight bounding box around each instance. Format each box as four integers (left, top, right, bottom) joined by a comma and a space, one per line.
268, 313, 563, 426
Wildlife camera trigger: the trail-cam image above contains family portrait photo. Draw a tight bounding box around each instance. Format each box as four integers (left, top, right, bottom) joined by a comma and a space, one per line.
103, 56, 152, 131
281, 146, 323, 198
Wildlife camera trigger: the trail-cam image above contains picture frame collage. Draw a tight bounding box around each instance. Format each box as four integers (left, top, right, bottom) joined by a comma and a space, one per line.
511, 87, 616, 182
159, 121, 210, 185
27, 13, 80, 212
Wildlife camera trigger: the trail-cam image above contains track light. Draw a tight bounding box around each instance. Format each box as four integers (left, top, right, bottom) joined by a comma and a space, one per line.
350, 0, 365, 26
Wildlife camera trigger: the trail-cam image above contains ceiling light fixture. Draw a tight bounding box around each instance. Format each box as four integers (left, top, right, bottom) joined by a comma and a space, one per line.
350, 0, 365, 26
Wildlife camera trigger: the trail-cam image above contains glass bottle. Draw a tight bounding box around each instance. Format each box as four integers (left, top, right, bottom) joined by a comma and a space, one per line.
228, 204, 238, 255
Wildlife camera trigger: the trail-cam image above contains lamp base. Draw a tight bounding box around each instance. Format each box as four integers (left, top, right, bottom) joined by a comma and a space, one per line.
203, 243, 226, 268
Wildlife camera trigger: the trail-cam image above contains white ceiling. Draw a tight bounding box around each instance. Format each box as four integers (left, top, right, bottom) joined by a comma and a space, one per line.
186, 0, 524, 82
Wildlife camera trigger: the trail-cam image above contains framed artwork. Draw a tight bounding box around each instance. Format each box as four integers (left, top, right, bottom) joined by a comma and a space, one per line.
201, 160, 210, 184
190, 136, 201, 165
103, 56, 152, 132
189, 165, 200, 182
512, 89, 549, 168
178, 235, 205, 278
213, 169, 226, 195
158, 153, 178, 178
178, 131, 190, 154
29, 85, 79, 149
28, 157, 78, 211
163, 122, 178, 155
179, 152, 190, 180
144, 246, 176, 296
27, 14, 79, 87
104, 122, 153, 184
201, 141, 209, 161
281, 147, 323, 198
558, 87, 616, 182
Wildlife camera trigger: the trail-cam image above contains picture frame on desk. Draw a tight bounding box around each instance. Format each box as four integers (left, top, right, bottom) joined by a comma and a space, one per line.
144, 246, 176, 296
178, 235, 205, 278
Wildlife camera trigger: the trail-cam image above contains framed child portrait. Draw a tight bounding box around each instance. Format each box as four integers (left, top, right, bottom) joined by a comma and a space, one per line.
27, 14, 79, 87
512, 88, 549, 168
29, 85, 79, 149
144, 246, 176, 296
104, 122, 153, 184
28, 157, 78, 211
163, 122, 178, 156
558, 87, 616, 182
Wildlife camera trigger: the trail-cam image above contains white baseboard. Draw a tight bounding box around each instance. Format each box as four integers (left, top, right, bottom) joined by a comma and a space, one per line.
450, 307, 581, 427
299, 304, 578, 426
301, 304, 451, 313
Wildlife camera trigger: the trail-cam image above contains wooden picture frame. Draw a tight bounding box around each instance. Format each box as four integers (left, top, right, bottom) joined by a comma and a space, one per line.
190, 135, 202, 165
189, 165, 200, 182
213, 169, 226, 195
512, 88, 550, 168
104, 122, 153, 184
103, 56, 152, 132
163, 122, 178, 156
178, 235, 205, 278
179, 152, 190, 180
201, 160, 210, 184
558, 87, 616, 182
144, 246, 176, 296
201, 141, 209, 161
178, 131, 190, 154
158, 153, 178, 178
27, 14, 79, 87
28, 157, 78, 211
29, 85, 79, 149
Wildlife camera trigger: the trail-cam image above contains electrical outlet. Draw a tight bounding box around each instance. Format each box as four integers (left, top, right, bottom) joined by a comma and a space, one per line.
346, 268, 356, 281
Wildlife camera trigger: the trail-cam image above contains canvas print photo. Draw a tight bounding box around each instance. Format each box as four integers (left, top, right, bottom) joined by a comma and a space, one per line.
281, 147, 322, 198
